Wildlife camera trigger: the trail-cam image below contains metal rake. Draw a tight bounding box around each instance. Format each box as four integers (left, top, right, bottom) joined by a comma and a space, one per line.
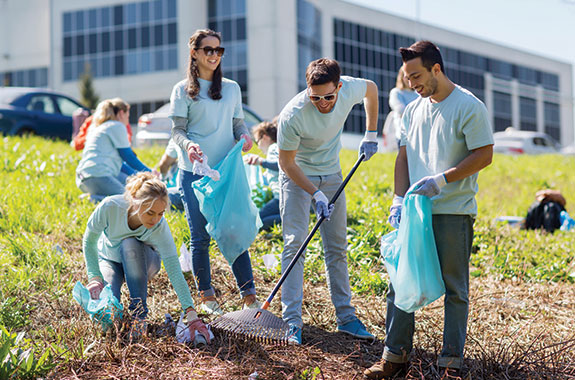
211, 154, 366, 345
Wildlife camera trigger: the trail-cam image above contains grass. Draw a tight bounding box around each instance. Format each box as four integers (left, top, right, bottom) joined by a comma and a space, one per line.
1, 135, 575, 379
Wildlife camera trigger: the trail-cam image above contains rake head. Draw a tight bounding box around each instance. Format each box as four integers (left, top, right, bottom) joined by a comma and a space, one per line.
210, 308, 291, 345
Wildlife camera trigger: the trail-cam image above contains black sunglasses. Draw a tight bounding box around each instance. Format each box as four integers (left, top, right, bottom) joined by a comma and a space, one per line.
195, 46, 225, 57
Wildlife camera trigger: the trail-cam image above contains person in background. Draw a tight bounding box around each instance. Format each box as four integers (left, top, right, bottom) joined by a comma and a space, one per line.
83, 172, 211, 345
365, 40, 493, 379
76, 98, 154, 203
523, 189, 567, 233
156, 139, 184, 211
169, 29, 260, 316
244, 120, 281, 231
73, 114, 133, 151
277, 58, 379, 345
383, 67, 419, 149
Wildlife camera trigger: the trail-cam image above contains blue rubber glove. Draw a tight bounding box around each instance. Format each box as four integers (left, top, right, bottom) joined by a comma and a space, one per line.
411, 173, 447, 198
313, 190, 334, 220
387, 195, 403, 229
359, 131, 378, 161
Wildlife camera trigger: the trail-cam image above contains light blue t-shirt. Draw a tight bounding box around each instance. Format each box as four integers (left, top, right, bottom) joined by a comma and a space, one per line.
400, 85, 494, 216
277, 76, 367, 176
76, 120, 131, 179
168, 78, 244, 171
82, 195, 194, 310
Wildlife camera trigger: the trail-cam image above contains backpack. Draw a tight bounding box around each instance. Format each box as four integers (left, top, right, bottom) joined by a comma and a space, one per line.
524, 200, 565, 233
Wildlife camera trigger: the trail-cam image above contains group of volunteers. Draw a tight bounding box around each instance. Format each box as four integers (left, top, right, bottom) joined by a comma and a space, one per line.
75, 27, 494, 378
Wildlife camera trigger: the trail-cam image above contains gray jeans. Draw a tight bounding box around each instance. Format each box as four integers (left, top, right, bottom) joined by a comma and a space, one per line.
279, 171, 356, 328
383, 214, 474, 369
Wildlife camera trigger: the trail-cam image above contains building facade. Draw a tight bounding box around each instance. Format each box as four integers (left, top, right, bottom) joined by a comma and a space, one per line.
1, 0, 572, 146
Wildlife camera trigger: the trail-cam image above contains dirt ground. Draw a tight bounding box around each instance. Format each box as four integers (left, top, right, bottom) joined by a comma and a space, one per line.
48, 255, 575, 380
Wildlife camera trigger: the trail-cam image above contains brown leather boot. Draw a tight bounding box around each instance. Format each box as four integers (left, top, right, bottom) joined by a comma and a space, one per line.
364, 359, 407, 379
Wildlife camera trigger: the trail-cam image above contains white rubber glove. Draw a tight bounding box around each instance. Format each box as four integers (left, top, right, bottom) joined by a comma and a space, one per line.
359, 131, 378, 161
313, 190, 334, 220
387, 195, 403, 229
411, 173, 447, 198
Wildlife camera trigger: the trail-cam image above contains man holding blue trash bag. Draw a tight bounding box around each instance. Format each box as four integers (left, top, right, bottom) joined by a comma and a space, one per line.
277, 58, 379, 345
364, 41, 493, 379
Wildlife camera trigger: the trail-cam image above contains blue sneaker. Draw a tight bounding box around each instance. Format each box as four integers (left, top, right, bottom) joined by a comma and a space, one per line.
287, 324, 302, 345
337, 318, 374, 340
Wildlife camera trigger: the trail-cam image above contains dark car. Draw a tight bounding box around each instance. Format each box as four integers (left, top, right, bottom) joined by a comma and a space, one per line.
0, 87, 87, 141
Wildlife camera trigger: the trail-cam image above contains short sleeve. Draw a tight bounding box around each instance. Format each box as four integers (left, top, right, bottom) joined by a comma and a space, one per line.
106, 122, 131, 149
345, 77, 368, 105
169, 82, 190, 119
399, 110, 410, 147
233, 82, 244, 119
461, 102, 494, 150
277, 114, 301, 151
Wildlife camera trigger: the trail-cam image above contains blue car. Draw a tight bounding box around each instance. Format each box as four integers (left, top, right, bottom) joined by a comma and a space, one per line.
0, 87, 87, 141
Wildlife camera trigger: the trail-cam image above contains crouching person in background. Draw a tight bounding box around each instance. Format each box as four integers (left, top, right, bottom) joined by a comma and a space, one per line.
82, 172, 210, 344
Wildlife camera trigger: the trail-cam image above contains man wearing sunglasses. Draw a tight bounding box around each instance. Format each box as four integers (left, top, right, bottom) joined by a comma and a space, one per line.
277, 58, 379, 345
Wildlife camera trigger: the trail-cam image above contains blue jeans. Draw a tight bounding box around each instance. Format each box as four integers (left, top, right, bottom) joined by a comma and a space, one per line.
168, 187, 184, 211
260, 197, 281, 231
78, 172, 128, 203
98, 238, 161, 319
383, 214, 474, 369
179, 169, 256, 298
279, 171, 356, 328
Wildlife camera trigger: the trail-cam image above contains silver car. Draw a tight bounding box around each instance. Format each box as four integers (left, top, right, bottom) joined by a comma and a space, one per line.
493, 129, 559, 155
135, 103, 263, 147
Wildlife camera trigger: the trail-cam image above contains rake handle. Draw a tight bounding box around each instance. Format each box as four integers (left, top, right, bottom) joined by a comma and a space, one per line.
262, 153, 366, 310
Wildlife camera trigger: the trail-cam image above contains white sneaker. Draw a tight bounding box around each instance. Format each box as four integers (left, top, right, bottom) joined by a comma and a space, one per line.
199, 300, 223, 316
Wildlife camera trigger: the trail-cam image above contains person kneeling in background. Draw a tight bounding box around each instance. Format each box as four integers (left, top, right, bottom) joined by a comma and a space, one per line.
523, 189, 567, 233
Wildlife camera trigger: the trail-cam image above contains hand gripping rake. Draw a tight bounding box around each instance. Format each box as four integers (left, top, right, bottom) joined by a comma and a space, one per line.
210, 154, 366, 344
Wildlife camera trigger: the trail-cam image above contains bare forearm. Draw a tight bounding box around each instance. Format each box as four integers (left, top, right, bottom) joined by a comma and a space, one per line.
279, 154, 316, 195
444, 144, 493, 183
364, 80, 379, 132
171, 117, 191, 151
394, 147, 410, 197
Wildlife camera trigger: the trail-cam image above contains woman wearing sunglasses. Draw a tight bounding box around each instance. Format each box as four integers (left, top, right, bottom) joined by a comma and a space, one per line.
168, 29, 260, 316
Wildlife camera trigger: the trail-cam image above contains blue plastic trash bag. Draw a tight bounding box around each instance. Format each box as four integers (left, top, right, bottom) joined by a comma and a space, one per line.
381, 191, 445, 313
193, 139, 262, 265
73, 281, 123, 331
244, 162, 272, 208
560, 210, 575, 231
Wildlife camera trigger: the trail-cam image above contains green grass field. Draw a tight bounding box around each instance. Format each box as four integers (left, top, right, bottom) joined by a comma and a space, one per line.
1, 135, 574, 379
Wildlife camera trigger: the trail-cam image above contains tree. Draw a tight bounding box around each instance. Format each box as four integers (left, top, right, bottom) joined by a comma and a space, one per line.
79, 63, 99, 110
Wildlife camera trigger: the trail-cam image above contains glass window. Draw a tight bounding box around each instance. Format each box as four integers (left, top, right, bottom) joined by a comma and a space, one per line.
88, 9, 97, 29
38, 68, 48, 87
101, 31, 111, 52
101, 55, 111, 77
126, 3, 138, 25
141, 50, 151, 73
114, 54, 124, 75
167, 0, 177, 18
141, 26, 150, 48
89, 33, 98, 54
76, 35, 85, 55
154, 24, 164, 46
55, 96, 81, 116
64, 37, 72, 57
126, 51, 139, 74
63, 13, 72, 33
113, 29, 124, 51
140, 1, 150, 22
153, 0, 163, 20
101, 7, 111, 28
236, 17, 246, 40
27, 95, 56, 114
167, 23, 177, 44
167, 47, 178, 69
75, 10, 85, 31
113, 5, 123, 26
155, 49, 165, 71
63, 60, 73, 81
128, 28, 137, 49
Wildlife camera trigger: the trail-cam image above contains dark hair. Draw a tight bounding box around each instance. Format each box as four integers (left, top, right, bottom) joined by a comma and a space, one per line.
399, 40, 445, 74
186, 29, 222, 100
252, 120, 278, 143
305, 58, 341, 86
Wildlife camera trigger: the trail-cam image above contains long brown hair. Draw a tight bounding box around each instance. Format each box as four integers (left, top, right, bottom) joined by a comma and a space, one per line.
186, 29, 223, 101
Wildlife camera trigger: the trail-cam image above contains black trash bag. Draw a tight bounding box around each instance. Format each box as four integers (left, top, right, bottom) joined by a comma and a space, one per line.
524, 200, 565, 233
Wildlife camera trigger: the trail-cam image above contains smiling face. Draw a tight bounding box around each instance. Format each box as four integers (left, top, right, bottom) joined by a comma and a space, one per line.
136, 199, 167, 229
308, 81, 342, 114
192, 35, 222, 78
402, 57, 439, 99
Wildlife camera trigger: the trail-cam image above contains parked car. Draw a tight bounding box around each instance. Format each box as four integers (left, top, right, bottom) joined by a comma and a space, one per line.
493, 129, 559, 155
135, 103, 264, 146
0, 87, 87, 141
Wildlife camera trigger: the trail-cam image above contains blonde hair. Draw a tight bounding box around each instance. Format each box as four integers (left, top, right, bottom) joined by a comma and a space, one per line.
124, 172, 169, 216
396, 67, 411, 90
93, 98, 130, 127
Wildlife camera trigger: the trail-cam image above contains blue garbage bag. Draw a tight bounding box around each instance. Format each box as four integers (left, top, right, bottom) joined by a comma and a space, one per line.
193, 139, 262, 265
381, 190, 445, 313
560, 210, 575, 231
73, 281, 123, 331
